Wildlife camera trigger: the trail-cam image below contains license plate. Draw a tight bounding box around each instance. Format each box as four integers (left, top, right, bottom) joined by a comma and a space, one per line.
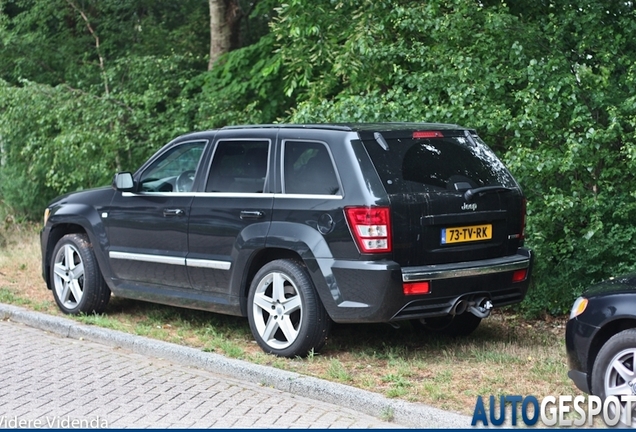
441, 224, 492, 245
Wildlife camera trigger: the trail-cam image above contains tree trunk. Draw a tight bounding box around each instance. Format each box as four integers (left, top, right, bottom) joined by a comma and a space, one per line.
209, 0, 244, 70
209, 0, 229, 70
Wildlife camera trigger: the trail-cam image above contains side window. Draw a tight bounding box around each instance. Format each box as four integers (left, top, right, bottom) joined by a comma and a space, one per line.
140, 141, 206, 193
206, 140, 270, 193
283, 141, 340, 195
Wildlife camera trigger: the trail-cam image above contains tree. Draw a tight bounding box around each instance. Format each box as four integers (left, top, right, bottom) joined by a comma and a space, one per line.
208, 0, 233, 69
208, 0, 269, 69
0, 0, 279, 219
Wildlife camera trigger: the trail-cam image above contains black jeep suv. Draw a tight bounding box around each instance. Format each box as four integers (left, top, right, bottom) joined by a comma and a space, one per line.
41, 123, 532, 357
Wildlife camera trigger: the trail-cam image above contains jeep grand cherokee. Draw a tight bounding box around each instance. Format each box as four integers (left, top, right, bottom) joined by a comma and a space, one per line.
41, 123, 532, 357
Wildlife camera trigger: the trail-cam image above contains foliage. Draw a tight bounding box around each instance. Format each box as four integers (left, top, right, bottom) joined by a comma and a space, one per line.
195, 32, 290, 128
0, 0, 209, 87
271, 0, 636, 316
2, 0, 636, 315
0, 0, 276, 219
0, 53, 203, 219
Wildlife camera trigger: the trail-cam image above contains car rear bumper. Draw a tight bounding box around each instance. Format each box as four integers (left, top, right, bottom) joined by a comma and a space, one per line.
401, 250, 531, 282
313, 248, 533, 323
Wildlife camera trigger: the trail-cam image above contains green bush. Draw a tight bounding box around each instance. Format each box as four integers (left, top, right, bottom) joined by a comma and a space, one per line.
278, 0, 636, 316
3, 0, 636, 316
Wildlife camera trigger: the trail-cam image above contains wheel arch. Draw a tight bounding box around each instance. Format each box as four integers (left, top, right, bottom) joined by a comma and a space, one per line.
238, 247, 304, 316
43, 223, 89, 289
237, 221, 338, 318
43, 206, 111, 290
587, 318, 636, 390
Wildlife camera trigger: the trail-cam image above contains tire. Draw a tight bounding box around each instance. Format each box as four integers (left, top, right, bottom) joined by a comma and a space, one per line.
591, 329, 636, 427
50, 233, 111, 314
411, 313, 482, 337
247, 259, 331, 358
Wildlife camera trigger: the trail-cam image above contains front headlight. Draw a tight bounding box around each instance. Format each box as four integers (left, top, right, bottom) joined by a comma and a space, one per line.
569, 296, 588, 320
43, 208, 51, 226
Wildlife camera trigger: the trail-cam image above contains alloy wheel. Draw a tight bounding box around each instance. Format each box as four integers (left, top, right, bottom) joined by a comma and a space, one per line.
52, 243, 85, 310
251, 271, 303, 350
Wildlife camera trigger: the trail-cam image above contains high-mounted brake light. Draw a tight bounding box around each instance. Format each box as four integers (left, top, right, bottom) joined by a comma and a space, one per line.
413, 131, 444, 139
345, 206, 392, 253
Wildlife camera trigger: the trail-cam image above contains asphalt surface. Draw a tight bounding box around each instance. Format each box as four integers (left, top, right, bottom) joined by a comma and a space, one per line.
0, 303, 472, 429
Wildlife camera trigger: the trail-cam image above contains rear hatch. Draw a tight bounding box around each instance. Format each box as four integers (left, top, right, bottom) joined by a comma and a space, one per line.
360, 128, 525, 267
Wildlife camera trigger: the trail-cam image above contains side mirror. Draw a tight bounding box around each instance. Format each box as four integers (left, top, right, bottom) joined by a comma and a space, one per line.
112, 172, 134, 191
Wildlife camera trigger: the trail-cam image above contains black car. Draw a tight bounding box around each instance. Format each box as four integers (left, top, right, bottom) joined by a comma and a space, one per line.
566, 275, 636, 423
41, 123, 532, 357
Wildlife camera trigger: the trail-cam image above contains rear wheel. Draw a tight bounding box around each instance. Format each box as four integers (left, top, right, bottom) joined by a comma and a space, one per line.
247, 259, 331, 358
50, 233, 111, 314
411, 313, 482, 337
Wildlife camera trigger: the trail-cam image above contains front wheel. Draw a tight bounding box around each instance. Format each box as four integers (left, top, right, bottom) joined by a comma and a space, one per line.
50, 233, 111, 314
591, 329, 636, 427
411, 312, 482, 337
247, 259, 331, 358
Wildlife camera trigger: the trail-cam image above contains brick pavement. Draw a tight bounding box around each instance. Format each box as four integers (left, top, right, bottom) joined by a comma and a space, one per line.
0, 319, 398, 429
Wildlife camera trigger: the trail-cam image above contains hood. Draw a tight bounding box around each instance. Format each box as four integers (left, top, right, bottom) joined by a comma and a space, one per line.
583, 274, 636, 298
47, 186, 112, 207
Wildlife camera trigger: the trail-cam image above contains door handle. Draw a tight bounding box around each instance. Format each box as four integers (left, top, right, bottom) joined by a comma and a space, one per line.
240, 210, 265, 220
163, 208, 185, 217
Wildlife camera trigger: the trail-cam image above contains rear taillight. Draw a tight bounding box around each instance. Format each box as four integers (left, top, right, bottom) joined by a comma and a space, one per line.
512, 269, 528, 283
403, 281, 430, 295
345, 206, 392, 253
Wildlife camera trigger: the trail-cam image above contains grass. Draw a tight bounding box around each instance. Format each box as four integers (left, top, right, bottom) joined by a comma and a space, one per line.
0, 223, 578, 416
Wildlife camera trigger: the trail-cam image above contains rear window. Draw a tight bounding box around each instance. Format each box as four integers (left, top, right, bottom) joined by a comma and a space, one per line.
362, 132, 517, 194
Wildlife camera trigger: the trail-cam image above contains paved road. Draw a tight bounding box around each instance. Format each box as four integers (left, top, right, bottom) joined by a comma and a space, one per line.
0, 304, 472, 428
0, 320, 398, 429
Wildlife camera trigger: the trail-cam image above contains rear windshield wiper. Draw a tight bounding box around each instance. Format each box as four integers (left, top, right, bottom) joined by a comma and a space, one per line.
374, 132, 389, 151
464, 186, 512, 202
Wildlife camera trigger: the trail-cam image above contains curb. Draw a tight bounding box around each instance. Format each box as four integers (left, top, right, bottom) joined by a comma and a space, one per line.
0, 303, 472, 428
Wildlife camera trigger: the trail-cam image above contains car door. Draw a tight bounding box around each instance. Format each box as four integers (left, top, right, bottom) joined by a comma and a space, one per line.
187, 128, 275, 296
104, 139, 208, 289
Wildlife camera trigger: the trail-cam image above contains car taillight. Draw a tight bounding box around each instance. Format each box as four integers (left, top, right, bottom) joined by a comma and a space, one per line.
403, 281, 430, 295
345, 206, 392, 253
512, 269, 528, 283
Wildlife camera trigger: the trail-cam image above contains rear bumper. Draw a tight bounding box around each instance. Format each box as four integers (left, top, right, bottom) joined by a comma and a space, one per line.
391, 248, 532, 321
401, 250, 531, 282
312, 248, 533, 323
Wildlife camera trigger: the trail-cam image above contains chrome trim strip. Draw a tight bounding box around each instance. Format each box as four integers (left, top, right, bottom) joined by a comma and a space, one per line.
109, 251, 185, 266
109, 251, 232, 270
186, 258, 231, 270
193, 192, 276, 198
122, 192, 196, 198
402, 254, 530, 282
273, 193, 343, 200
122, 191, 342, 199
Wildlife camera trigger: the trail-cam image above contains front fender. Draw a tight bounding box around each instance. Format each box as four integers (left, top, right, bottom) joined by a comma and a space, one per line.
42, 201, 113, 289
